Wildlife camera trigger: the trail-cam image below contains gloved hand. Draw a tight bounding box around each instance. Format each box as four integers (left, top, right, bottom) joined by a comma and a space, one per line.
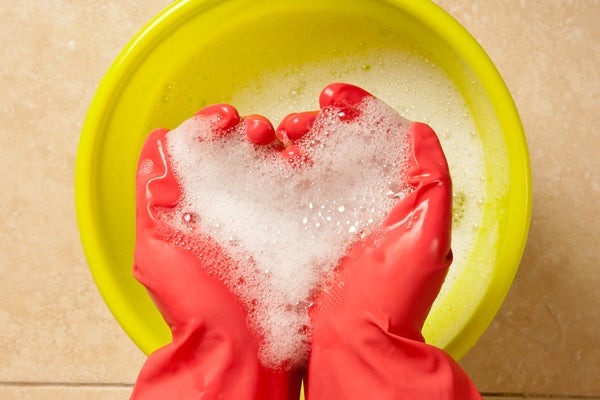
280, 83, 482, 399
131, 82, 481, 400
130, 105, 302, 400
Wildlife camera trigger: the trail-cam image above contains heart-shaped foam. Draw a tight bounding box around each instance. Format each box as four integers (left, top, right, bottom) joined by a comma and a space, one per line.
159, 90, 412, 368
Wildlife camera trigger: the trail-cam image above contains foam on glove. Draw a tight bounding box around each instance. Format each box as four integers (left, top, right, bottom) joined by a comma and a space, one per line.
160, 95, 412, 368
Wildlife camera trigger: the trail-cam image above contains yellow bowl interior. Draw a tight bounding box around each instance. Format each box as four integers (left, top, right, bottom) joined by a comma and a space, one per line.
76, 0, 531, 371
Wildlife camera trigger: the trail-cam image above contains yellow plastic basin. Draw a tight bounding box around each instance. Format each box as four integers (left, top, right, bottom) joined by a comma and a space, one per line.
76, 0, 531, 370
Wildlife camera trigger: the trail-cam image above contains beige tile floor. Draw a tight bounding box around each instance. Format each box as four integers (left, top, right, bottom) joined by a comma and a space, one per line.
0, 0, 598, 398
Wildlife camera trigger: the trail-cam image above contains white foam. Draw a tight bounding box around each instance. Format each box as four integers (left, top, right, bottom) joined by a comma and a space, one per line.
228, 50, 487, 300
163, 97, 411, 368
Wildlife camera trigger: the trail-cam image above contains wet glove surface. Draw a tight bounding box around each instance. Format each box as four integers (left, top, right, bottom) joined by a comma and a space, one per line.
131, 108, 302, 400
305, 84, 481, 400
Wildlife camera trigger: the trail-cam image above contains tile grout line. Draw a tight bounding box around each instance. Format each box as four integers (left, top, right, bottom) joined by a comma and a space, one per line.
0, 381, 133, 388
0, 383, 598, 399
481, 393, 600, 399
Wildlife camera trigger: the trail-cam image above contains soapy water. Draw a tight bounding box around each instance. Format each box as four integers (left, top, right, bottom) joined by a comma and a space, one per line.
227, 51, 487, 302
157, 48, 487, 302
162, 97, 411, 368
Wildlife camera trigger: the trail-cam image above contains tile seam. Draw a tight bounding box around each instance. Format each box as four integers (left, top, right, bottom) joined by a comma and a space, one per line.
0, 381, 133, 388
481, 392, 600, 399
0, 383, 598, 399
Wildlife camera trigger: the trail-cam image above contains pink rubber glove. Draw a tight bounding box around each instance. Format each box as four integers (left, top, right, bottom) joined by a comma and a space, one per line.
130, 105, 302, 400
277, 83, 482, 399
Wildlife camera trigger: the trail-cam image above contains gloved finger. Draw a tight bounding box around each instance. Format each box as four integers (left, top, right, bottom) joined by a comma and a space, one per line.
244, 114, 276, 145
195, 103, 241, 133
136, 128, 180, 226
373, 122, 453, 337
276, 84, 371, 163
276, 111, 319, 142
384, 121, 452, 257
318, 82, 372, 116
